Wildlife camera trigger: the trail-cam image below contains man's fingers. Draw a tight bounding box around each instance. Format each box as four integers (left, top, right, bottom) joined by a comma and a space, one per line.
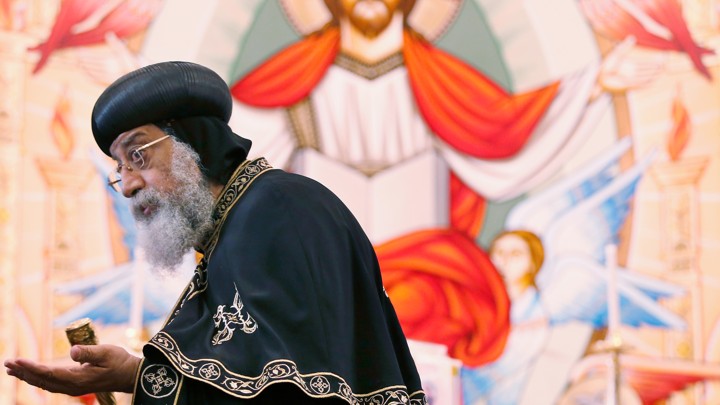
11, 358, 48, 378
6, 360, 55, 390
70, 345, 103, 365
7, 345, 137, 394
6, 359, 83, 395
70, 345, 90, 363
5, 360, 24, 378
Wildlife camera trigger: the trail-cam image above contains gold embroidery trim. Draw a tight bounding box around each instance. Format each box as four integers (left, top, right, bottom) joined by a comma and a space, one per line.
200, 157, 274, 260
149, 332, 427, 404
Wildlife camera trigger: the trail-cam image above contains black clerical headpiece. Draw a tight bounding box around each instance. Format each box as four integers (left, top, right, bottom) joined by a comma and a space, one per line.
91, 61, 252, 185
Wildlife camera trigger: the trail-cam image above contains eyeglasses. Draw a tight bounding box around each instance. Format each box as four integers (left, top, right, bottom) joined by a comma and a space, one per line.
107, 135, 170, 192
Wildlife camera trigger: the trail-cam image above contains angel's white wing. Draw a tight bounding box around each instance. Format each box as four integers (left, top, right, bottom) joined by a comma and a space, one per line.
505, 137, 633, 237
539, 256, 685, 329
541, 147, 656, 263
506, 136, 656, 265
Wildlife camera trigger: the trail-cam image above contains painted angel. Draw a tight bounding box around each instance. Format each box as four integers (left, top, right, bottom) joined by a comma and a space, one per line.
461, 137, 686, 405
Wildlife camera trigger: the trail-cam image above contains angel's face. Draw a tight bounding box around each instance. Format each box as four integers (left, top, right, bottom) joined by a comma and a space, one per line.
490, 233, 534, 295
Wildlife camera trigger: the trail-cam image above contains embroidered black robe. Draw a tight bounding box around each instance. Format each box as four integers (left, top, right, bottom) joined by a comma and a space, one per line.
132, 158, 426, 404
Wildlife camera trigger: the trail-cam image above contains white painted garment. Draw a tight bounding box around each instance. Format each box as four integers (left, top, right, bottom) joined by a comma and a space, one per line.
231, 62, 609, 244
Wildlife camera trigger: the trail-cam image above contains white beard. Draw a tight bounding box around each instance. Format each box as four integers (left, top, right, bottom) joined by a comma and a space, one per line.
132, 141, 216, 276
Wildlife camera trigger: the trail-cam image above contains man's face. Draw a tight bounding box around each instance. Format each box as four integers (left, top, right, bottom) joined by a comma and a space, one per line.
338, 0, 403, 38
109, 124, 177, 202
109, 125, 215, 273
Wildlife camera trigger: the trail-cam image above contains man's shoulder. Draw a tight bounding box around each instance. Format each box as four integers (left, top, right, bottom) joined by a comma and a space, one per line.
233, 168, 350, 222
250, 168, 334, 197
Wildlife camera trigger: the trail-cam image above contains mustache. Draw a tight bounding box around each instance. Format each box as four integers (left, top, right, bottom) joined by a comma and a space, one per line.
131, 188, 164, 221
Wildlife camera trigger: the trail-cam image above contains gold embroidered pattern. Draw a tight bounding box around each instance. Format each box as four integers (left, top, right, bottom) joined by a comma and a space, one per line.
140, 364, 179, 399
204, 157, 274, 258
211, 283, 257, 345
150, 332, 427, 404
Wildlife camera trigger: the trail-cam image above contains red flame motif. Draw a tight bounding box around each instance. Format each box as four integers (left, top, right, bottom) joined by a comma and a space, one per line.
29, 0, 163, 74
667, 88, 690, 161
580, 0, 715, 80
51, 90, 74, 161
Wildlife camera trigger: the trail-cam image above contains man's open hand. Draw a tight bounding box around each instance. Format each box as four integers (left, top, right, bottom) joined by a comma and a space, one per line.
4, 344, 141, 395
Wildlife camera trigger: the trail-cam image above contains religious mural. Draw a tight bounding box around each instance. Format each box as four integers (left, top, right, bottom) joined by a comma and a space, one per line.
1, 0, 719, 404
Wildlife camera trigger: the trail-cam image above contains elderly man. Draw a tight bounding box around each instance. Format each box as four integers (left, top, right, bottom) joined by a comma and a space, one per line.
5, 61, 426, 404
